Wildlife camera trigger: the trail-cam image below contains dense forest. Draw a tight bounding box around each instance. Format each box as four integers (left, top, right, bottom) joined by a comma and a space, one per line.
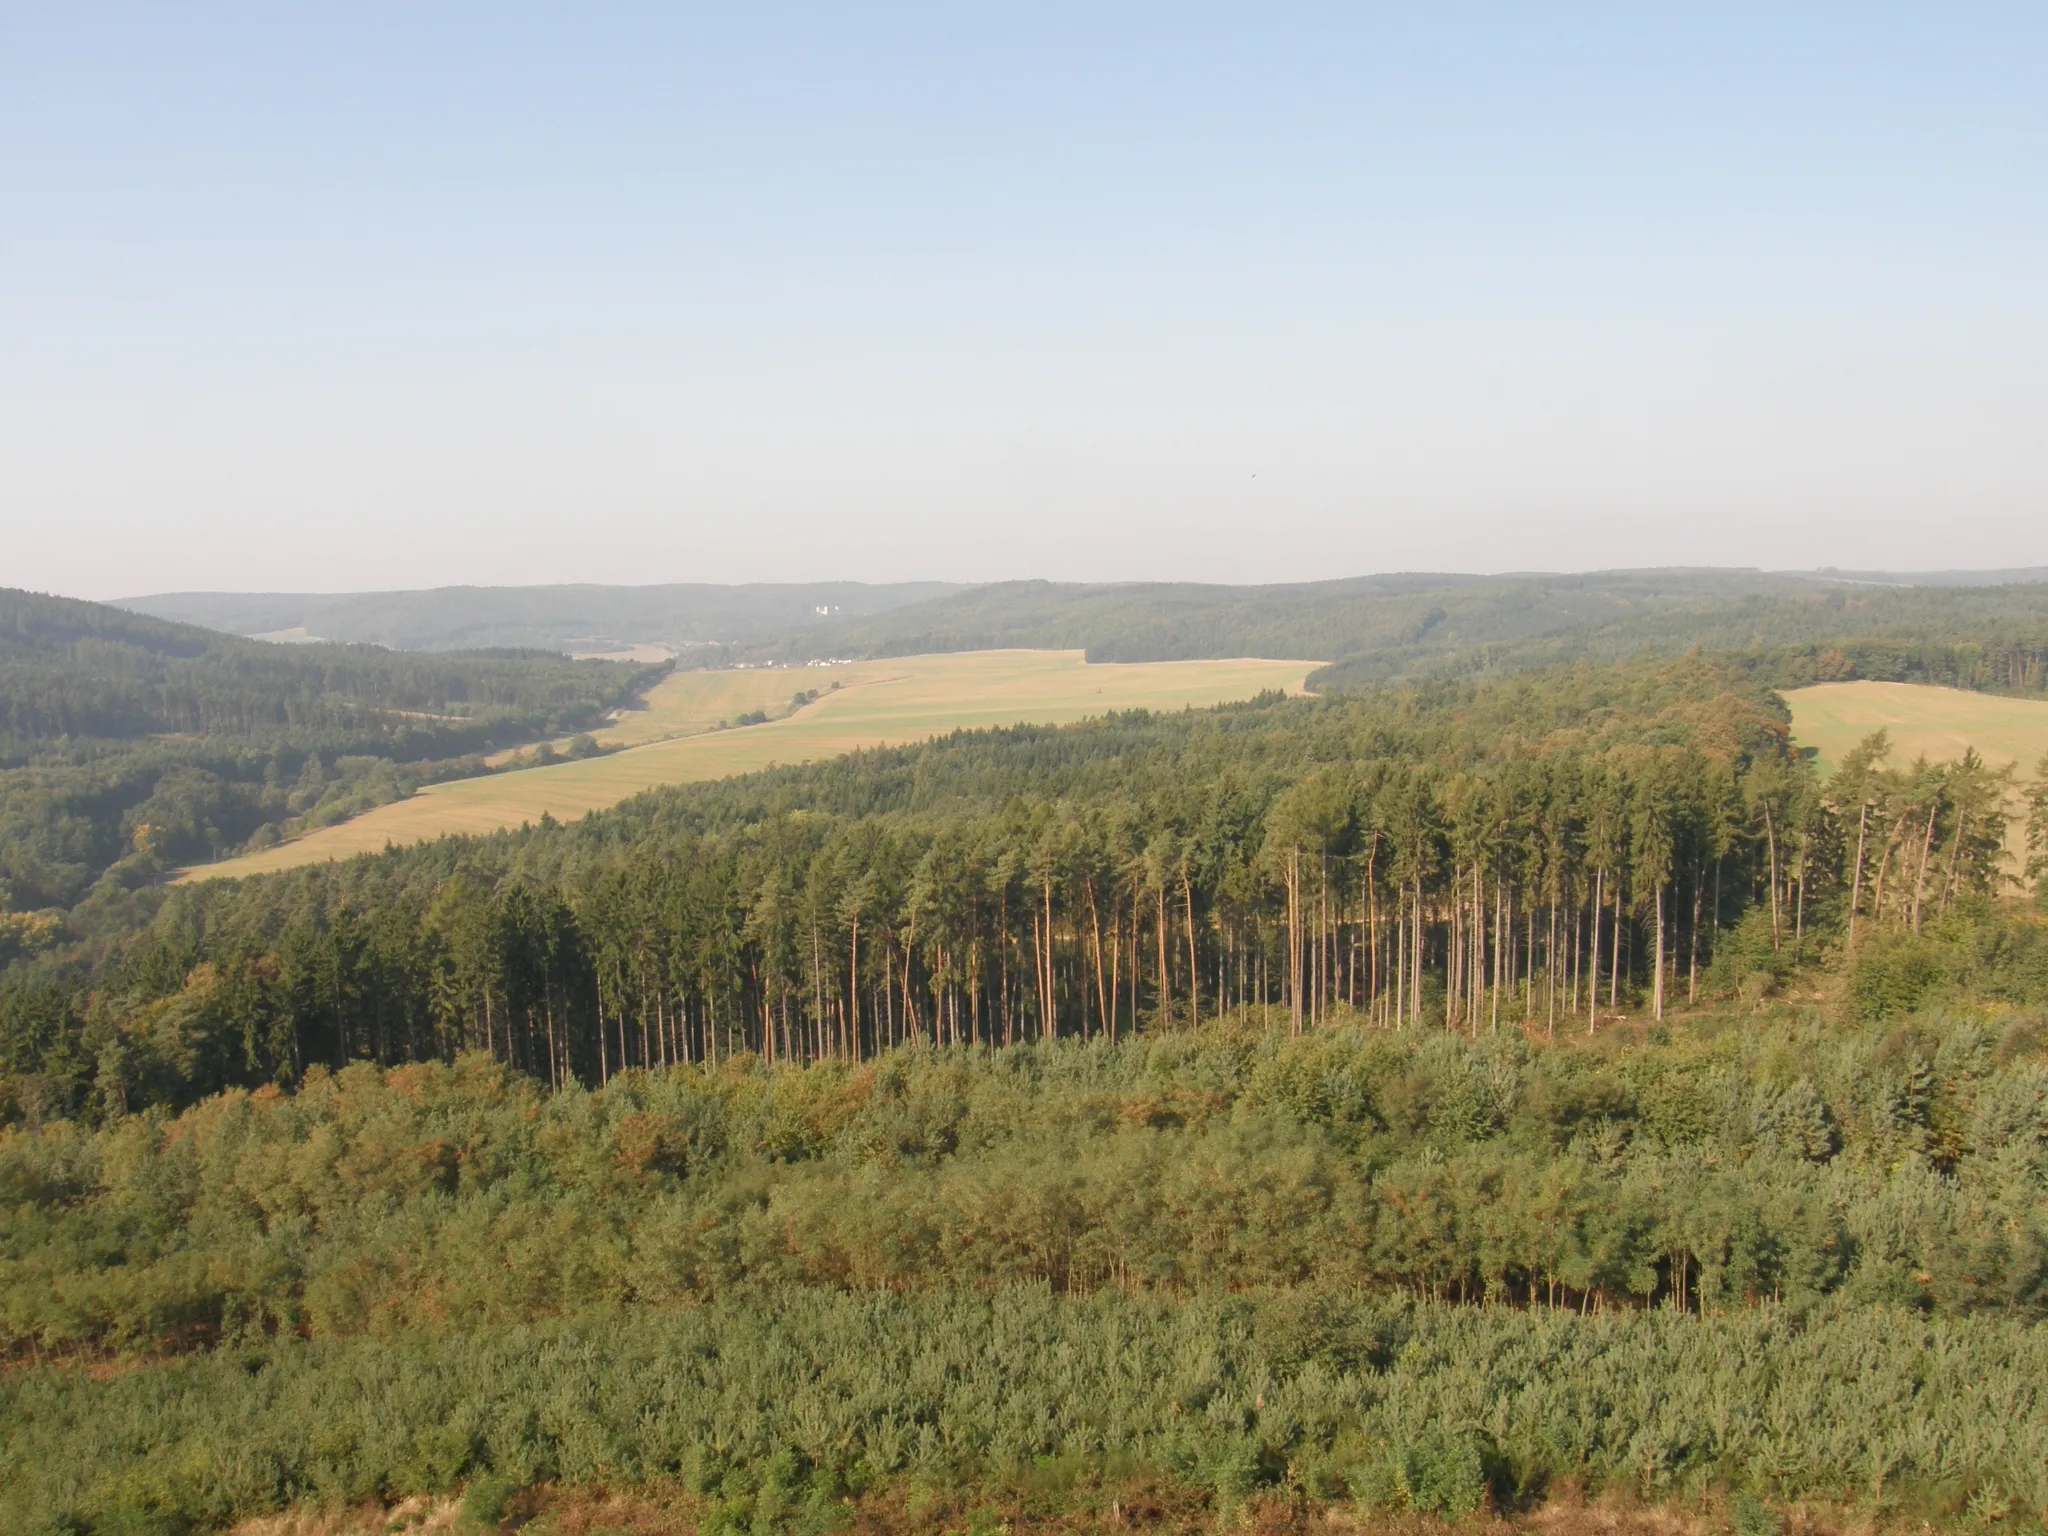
0, 589, 656, 917
8, 591, 2048, 1532
3, 652, 2031, 1115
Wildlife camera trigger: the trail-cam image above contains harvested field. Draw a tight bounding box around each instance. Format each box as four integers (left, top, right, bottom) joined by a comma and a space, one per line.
184, 650, 1316, 879
1785, 679, 2048, 874
1785, 679, 2048, 779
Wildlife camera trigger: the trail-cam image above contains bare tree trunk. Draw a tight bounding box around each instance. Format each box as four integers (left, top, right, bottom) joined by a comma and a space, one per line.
1129, 899, 1140, 1035
1653, 885, 1666, 1021
1687, 862, 1702, 1005
1570, 892, 1582, 1014
1764, 805, 1782, 950
1447, 871, 1462, 1031
1476, 873, 1486, 1034
1032, 908, 1050, 1041
1411, 876, 1423, 1029
1394, 887, 1406, 1029
1286, 850, 1301, 1037
1156, 879, 1173, 1028
1872, 820, 1903, 928
1547, 899, 1558, 1038
1524, 888, 1535, 1020
1501, 883, 1511, 1016
1366, 840, 1379, 1012
1942, 809, 1968, 914
1910, 802, 1939, 935
1044, 878, 1057, 1040
1109, 897, 1121, 1044
1089, 880, 1109, 1040
545, 991, 559, 1088
1587, 870, 1604, 1033
1608, 880, 1623, 1015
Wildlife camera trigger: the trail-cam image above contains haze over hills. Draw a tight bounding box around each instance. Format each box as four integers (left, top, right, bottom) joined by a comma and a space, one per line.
768, 569, 1833, 672
117, 581, 965, 654
121, 567, 2048, 671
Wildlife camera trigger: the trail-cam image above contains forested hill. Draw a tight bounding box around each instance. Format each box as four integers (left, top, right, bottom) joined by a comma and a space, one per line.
118, 572, 2048, 706
745, 568, 2048, 693
119, 580, 964, 653
1315, 581, 2048, 697
0, 589, 657, 916
1, 589, 653, 745
752, 569, 1811, 662
10, 645, 2048, 1530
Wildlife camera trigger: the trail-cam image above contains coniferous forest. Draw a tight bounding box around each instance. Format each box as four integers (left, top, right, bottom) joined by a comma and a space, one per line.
8, 589, 2048, 1532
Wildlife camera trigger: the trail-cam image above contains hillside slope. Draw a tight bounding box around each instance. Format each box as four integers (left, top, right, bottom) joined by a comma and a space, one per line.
0, 590, 654, 912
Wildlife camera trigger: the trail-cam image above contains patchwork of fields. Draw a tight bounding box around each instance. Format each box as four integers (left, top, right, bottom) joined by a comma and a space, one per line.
184, 650, 1316, 880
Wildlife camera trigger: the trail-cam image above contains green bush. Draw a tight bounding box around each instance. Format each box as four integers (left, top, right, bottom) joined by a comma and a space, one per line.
459, 1473, 517, 1528
1345, 1430, 1489, 1516
1731, 1488, 1782, 1536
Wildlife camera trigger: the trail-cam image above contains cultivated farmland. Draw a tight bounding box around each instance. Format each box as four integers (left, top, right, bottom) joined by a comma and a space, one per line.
1785, 680, 2048, 777
184, 649, 1316, 879
1785, 679, 2048, 873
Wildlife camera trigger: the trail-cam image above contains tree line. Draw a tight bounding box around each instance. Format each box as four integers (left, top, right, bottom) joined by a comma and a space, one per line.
2, 653, 2037, 1121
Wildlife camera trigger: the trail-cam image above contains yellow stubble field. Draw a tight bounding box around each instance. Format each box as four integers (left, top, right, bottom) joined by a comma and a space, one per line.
183, 650, 1318, 881
1784, 681, 2048, 779
1784, 680, 2048, 873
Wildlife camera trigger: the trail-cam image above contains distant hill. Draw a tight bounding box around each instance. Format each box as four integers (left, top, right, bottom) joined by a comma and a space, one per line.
754, 568, 2048, 690
0, 589, 655, 909
117, 582, 967, 654
1811, 566, 2048, 588
123, 569, 2048, 697
761, 569, 1809, 664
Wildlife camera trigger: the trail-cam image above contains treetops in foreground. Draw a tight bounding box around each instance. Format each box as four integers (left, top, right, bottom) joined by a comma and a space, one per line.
5, 998, 2047, 1364
10, 1285, 2048, 1534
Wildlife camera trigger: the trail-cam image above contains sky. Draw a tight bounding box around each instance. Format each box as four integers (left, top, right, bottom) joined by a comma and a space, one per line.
3, 5, 2045, 598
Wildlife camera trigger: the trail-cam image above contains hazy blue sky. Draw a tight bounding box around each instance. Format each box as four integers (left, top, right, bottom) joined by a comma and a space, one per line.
4, 5, 2044, 597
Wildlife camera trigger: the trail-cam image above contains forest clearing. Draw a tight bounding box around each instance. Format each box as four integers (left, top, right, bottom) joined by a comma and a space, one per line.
181, 650, 1316, 880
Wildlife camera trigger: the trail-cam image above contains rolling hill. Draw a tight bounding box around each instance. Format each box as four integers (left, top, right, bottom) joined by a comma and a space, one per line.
117, 581, 965, 654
